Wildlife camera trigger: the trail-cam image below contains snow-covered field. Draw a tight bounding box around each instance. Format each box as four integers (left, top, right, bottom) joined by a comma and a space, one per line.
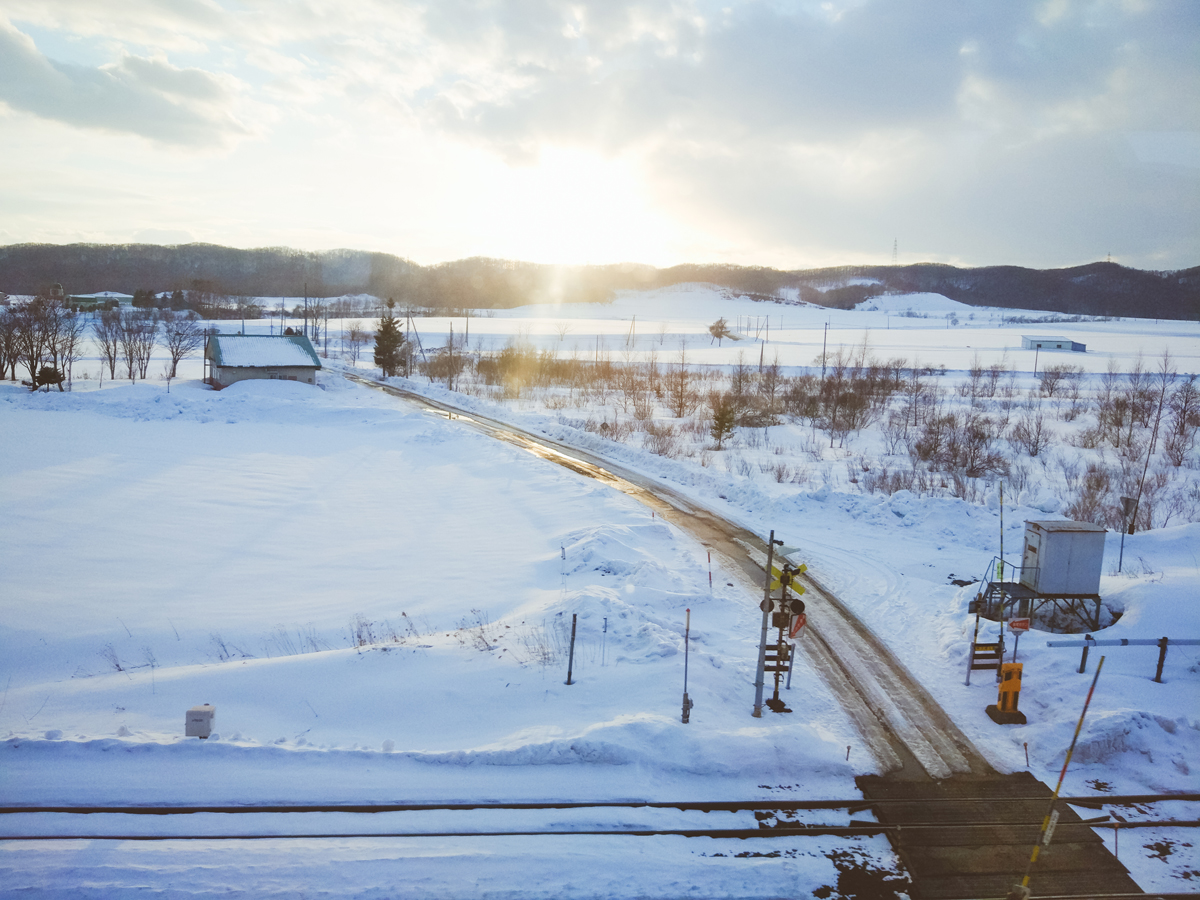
2, 287, 1198, 896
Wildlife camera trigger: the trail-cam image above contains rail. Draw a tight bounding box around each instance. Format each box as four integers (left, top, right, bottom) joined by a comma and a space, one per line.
5, 793, 1195, 815
974, 555, 1037, 594
1046, 636, 1200, 680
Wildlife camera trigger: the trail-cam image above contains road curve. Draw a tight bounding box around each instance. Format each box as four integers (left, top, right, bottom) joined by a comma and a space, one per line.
345, 372, 993, 780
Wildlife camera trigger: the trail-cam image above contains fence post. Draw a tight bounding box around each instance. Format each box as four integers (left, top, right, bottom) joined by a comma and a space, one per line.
565, 613, 577, 685
1154, 637, 1168, 683
1078, 635, 1092, 674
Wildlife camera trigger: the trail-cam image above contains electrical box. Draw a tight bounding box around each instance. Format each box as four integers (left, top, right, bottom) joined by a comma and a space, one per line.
186, 703, 215, 739
1019, 521, 1105, 595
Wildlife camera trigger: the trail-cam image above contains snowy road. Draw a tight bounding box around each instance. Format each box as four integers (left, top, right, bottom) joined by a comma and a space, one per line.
346, 373, 994, 781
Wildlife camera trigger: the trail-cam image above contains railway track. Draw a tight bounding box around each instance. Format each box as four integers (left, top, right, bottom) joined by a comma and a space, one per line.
344, 372, 989, 779
2, 795, 1194, 842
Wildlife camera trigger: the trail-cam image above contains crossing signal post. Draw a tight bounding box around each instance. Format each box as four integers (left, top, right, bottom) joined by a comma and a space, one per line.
753, 531, 808, 716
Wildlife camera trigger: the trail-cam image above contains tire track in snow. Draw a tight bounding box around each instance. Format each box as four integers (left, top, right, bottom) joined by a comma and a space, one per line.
344, 373, 993, 780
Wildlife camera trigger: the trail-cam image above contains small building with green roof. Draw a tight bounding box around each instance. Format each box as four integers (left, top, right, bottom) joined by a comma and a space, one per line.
203, 334, 322, 389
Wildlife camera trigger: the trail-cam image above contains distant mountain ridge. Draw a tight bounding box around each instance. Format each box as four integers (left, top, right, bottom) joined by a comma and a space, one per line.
1, 242, 1196, 320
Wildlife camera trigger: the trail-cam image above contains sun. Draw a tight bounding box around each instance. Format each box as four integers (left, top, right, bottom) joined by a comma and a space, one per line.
485, 146, 675, 265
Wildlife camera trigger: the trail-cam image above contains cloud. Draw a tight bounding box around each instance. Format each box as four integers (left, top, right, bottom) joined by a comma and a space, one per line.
0, 0, 226, 53
0, 0, 1194, 267
392, 0, 1198, 266
0, 19, 249, 146
407, 1, 1197, 150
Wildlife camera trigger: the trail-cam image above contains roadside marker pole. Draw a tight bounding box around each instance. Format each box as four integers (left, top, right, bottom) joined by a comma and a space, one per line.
565, 614, 578, 686
681, 609, 693, 724
1017, 657, 1105, 895
708, 550, 712, 593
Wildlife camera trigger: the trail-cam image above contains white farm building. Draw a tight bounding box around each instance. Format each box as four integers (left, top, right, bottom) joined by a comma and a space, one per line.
204, 334, 322, 389
1021, 335, 1086, 352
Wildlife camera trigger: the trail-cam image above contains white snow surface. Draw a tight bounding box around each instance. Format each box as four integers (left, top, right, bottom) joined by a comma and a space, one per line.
2, 287, 1199, 896
212, 334, 318, 367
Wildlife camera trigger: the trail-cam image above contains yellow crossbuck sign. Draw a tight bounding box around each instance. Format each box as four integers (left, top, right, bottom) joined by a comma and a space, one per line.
769, 562, 807, 594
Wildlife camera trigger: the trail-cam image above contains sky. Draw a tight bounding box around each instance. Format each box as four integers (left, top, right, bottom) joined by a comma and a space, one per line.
0, 0, 1197, 270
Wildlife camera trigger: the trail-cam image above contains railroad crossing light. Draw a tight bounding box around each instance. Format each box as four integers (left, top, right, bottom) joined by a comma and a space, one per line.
772, 598, 806, 630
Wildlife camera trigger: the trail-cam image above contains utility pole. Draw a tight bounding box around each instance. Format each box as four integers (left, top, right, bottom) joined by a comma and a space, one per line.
1118, 496, 1136, 572
821, 322, 829, 383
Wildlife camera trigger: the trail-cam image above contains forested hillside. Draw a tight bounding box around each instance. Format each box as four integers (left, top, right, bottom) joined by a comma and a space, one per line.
1, 243, 1196, 320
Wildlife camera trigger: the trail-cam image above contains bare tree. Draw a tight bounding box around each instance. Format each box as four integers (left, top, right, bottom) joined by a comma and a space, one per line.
162, 311, 204, 378
665, 344, 698, 417
13, 299, 52, 389
1010, 410, 1054, 457
554, 321, 570, 342
93, 310, 122, 380
960, 353, 984, 403
0, 308, 17, 380
759, 352, 783, 415
55, 309, 87, 389
132, 315, 158, 379
117, 311, 157, 380
1163, 375, 1199, 466
345, 320, 367, 364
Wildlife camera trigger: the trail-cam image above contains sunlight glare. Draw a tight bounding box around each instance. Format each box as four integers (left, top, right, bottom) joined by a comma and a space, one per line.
488, 147, 673, 264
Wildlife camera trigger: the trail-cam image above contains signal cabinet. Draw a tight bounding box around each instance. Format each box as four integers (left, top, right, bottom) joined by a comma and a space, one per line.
1019, 520, 1106, 595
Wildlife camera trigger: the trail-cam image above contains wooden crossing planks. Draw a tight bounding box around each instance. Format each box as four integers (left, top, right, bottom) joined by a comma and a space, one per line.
857, 773, 1143, 899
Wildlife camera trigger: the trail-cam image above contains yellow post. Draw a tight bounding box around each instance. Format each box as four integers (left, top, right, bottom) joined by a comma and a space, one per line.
987, 662, 1026, 724
998, 663, 1023, 713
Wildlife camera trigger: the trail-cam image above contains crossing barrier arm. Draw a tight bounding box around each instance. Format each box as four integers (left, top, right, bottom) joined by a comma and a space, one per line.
1045, 637, 1199, 682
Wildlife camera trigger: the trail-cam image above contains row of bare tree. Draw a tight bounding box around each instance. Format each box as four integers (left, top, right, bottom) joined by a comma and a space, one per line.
0, 299, 206, 390
0, 298, 87, 389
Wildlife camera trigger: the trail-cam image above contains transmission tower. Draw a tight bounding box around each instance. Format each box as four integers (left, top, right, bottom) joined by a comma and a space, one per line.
892, 239, 898, 266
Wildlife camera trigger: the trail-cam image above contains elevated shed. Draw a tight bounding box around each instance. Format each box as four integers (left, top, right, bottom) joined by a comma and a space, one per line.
204, 334, 321, 389
974, 520, 1108, 633
1020, 520, 1105, 595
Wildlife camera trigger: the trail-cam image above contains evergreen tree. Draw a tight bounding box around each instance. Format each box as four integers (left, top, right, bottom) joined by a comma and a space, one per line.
708, 317, 732, 346
374, 303, 405, 377
709, 391, 738, 449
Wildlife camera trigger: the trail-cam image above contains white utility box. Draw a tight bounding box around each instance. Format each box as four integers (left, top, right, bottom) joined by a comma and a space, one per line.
185, 703, 215, 739
1019, 520, 1106, 595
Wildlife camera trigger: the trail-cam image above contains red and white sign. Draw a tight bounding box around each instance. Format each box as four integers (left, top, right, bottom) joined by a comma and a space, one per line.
790, 613, 807, 638
1008, 618, 1031, 633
